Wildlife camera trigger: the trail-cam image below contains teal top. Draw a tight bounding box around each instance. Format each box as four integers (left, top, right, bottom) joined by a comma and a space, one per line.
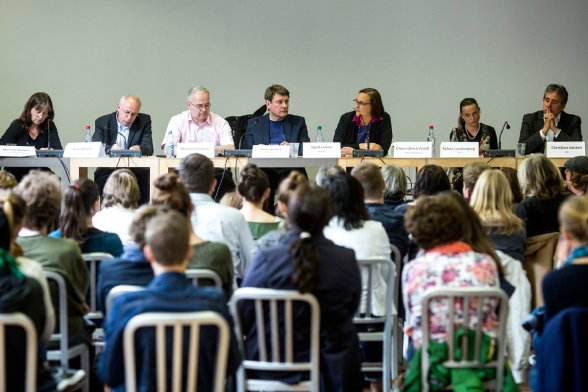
247, 221, 281, 241
49, 227, 123, 257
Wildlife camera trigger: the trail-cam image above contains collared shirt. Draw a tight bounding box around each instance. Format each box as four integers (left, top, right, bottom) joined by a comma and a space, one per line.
540, 113, 561, 141
189, 193, 254, 281
116, 122, 130, 149
160, 110, 233, 150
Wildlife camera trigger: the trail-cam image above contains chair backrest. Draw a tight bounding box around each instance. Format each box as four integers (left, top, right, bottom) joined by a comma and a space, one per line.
123, 311, 230, 392
44, 270, 71, 368
82, 252, 114, 314
420, 287, 509, 392
105, 285, 144, 313
0, 313, 37, 392
354, 256, 396, 391
185, 268, 222, 289
230, 287, 321, 391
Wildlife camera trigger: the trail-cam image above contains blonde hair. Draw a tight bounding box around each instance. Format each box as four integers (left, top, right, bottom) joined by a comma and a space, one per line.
102, 169, 140, 209
559, 196, 588, 243
518, 154, 564, 199
470, 170, 524, 235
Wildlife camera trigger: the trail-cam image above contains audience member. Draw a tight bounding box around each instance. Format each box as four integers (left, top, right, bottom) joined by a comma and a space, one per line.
100, 209, 241, 390
516, 153, 567, 237
470, 170, 526, 261
0, 170, 17, 197
462, 161, 491, 201
380, 163, 407, 209
315, 164, 344, 187
179, 153, 254, 281
92, 95, 154, 205
237, 163, 281, 240
351, 161, 409, 258
241, 184, 362, 390
151, 173, 234, 298
563, 155, 588, 196
501, 167, 523, 209
333, 87, 393, 156
92, 169, 139, 247
219, 191, 242, 209
50, 179, 123, 256
519, 84, 582, 155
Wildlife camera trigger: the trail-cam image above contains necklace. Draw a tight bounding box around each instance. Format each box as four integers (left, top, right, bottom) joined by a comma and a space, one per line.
465, 124, 480, 140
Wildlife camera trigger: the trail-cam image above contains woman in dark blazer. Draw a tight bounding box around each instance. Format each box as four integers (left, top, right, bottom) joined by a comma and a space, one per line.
333, 88, 392, 156
241, 184, 363, 391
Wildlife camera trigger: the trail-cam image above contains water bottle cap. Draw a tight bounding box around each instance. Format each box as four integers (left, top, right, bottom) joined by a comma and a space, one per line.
85, 125, 90, 129
428, 124, 434, 128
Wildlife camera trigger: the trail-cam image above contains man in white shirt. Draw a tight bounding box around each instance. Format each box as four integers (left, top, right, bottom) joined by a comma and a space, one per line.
161, 86, 235, 156
178, 153, 254, 282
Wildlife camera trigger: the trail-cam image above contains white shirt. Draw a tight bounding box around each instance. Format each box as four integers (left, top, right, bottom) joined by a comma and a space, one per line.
92, 205, 135, 246
160, 111, 234, 150
189, 193, 254, 280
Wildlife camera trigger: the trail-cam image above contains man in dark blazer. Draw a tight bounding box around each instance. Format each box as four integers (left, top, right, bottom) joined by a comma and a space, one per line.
519, 84, 582, 155
92, 95, 154, 205
243, 84, 310, 210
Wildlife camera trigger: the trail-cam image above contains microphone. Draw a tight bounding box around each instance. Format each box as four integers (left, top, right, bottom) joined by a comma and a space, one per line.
47, 118, 51, 149
498, 121, 511, 149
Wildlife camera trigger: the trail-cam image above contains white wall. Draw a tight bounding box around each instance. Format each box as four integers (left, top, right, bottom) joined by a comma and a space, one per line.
1, 0, 587, 153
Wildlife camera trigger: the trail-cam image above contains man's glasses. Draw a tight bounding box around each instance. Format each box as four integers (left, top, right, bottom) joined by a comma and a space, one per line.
189, 102, 211, 110
353, 99, 371, 106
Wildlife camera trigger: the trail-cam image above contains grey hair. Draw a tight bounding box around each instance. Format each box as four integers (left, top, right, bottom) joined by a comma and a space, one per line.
187, 86, 210, 101
544, 84, 568, 105
118, 95, 142, 107
381, 164, 407, 199
315, 164, 344, 187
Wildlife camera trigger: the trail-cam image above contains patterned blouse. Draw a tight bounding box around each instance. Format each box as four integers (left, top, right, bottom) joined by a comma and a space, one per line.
402, 241, 499, 347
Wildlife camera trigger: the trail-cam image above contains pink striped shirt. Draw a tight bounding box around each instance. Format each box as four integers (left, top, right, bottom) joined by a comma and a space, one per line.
160, 110, 234, 150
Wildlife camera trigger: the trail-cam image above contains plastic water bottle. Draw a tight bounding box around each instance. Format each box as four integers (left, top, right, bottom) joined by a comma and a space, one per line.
315, 125, 324, 142
84, 125, 92, 142
427, 125, 436, 156
166, 130, 175, 158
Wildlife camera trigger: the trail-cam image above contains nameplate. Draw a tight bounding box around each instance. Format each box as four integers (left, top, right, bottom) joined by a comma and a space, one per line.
440, 142, 479, 158
0, 145, 37, 157
252, 145, 290, 158
302, 142, 340, 158
63, 142, 106, 158
176, 143, 215, 158
545, 142, 586, 158
392, 142, 433, 158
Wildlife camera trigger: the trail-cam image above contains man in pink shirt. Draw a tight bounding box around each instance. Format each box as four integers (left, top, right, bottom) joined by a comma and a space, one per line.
161, 86, 235, 156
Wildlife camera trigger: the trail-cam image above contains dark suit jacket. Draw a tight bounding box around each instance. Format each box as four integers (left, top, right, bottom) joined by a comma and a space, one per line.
93, 112, 154, 156
333, 111, 393, 153
243, 113, 310, 156
518, 110, 582, 154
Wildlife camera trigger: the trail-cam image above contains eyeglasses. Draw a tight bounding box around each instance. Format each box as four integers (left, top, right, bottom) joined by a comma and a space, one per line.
353, 99, 371, 106
189, 102, 211, 110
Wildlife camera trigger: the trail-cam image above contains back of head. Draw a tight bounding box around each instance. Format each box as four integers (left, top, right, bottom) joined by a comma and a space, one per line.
145, 210, 190, 266
152, 173, 191, 217
470, 170, 524, 235
60, 179, 100, 242
564, 156, 588, 195
351, 162, 384, 200
518, 154, 563, 199
320, 171, 369, 230
413, 165, 451, 199
500, 167, 523, 204
404, 193, 466, 250
0, 207, 22, 279
0, 170, 17, 192
14, 170, 61, 230
103, 169, 140, 209
463, 161, 491, 194
129, 205, 171, 248
315, 164, 344, 188
288, 184, 333, 293
264, 84, 289, 101
559, 196, 588, 243
178, 153, 215, 194
381, 164, 407, 201
237, 163, 269, 203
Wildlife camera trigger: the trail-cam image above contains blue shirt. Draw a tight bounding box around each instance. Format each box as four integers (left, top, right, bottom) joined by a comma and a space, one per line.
269, 120, 285, 144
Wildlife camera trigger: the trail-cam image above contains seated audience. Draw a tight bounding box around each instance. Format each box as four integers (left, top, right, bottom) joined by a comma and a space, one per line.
92, 169, 140, 247
50, 179, 123, 256
501, 167, 523, 210
99, 209, 241, 390
242, 184, 362, 390
380, 163, 407, 209
0, 170, 17, 198
219, 191, 242, 209
470, 170, 527, 262
14, 170, 89, 344
516, 153, 567, 237
462, 161, 491, 201
179, 153, 254, 281
351, 161, 409, 259
237, 163, 281, 240
563, 155, 588, 196
396, 164, 450, 214
314, 164, 344, 187
151, 173, 234, 298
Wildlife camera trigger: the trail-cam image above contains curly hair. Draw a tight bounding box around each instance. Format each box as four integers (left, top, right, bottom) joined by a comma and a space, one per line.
152, 173, 192, 217
14, 170, 60, 230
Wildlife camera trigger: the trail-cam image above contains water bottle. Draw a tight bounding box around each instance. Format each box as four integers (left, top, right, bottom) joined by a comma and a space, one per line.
426, 124, 436, 156
84, 125, 92, 142
166, 130, 175, 158
315, 125, 324, 142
